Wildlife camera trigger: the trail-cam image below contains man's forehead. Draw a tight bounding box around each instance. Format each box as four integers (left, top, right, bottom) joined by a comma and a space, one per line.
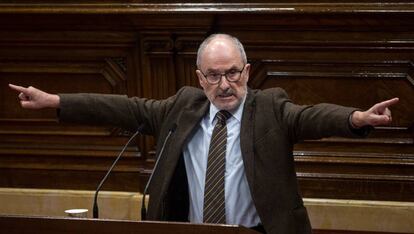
205, 64, 240, 72
204, 38, 236, 54
200, 42, 242, 69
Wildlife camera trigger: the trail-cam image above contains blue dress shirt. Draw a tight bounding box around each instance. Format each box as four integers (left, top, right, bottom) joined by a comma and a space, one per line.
183, 97, 261, 227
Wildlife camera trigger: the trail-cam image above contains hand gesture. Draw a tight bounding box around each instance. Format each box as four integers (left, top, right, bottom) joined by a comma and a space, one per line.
9, 84, 60, 109
352, 98, 399, 128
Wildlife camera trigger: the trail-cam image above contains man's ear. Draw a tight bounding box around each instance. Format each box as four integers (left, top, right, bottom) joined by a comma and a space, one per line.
244, 63, 251, 82
196, 70, 206, 88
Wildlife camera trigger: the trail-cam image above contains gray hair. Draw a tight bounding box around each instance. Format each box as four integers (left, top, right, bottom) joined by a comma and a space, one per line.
196, 34, 247, 69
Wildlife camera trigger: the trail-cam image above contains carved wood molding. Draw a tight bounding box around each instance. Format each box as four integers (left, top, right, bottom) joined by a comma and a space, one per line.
140, 33, 203, 99
141, 34, 204, 53
1, 3, 414, 14
0, 59, 129, 123
249, 59, 414, 127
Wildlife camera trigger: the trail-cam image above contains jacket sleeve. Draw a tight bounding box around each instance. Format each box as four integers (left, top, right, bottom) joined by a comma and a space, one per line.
272, 88, 369, 143
58, 90, 181, 136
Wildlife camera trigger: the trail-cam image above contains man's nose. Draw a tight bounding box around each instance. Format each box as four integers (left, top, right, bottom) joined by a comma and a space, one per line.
219, 75, 230, 89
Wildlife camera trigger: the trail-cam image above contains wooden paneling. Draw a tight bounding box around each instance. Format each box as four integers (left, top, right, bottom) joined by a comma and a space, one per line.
0, 26, 145, 191
0, 2, 413, 203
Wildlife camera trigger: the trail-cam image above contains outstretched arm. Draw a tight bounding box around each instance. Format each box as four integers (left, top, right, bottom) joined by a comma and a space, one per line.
274, 86, 400, 142
351, 97, 399, 128
9, 84, 60, 109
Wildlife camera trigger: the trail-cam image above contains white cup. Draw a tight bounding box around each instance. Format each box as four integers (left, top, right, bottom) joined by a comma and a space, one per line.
65, 209, 88, 218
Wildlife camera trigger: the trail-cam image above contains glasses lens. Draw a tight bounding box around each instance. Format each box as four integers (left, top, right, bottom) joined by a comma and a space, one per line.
207, 74, 220, 84
226, 70, 240, 81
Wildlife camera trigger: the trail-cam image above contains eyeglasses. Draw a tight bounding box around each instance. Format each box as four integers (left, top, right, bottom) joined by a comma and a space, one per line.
199, 65, 246, 85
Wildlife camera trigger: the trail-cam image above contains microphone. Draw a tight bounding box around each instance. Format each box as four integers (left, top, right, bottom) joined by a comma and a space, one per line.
93, 125, 144, 219
141, 123, 177, 220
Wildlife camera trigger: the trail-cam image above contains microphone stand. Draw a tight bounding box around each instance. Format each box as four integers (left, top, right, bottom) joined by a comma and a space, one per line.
141, 124, 177, 220
93, 128, 142, 219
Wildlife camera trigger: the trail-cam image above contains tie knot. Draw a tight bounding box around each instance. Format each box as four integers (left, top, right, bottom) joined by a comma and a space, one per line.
216, 110, 231, 125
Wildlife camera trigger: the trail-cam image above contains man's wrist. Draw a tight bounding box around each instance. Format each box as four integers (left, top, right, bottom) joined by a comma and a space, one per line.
350, 111, 365, 129
349, 111, 373, 137
48, 94, 60, 108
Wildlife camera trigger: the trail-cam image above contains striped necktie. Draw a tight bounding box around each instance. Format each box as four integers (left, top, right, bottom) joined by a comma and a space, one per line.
203, 110, 232, 224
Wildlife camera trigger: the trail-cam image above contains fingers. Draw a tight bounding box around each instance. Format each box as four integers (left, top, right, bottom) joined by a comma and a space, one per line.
363, 97, 398, 127
20, 100, 33, 109
368, 107, 393, 126
10, 84, 34, 100
375, 97, 399, 111
384, 108, 392, 122
9, 84, 28, 93
10, 84, 34, 102
9, 84, 35, 109
366, 113, 391, 126
18, 92, 30, 101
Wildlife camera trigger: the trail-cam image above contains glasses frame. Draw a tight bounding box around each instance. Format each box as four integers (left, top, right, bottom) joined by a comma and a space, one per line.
199, 64, 246, 85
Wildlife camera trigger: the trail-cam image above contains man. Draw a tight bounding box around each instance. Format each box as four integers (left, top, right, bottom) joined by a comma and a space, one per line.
9, 34, 398, 234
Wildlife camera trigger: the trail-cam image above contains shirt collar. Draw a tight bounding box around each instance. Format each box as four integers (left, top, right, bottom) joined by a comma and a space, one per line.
208, 94, 246, 124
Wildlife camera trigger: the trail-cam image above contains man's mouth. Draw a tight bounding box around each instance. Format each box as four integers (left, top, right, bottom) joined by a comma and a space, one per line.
218, 93, 233, 98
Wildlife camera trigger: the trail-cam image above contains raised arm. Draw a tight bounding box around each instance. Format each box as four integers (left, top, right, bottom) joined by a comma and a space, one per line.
9, 84, 60, 109
351, 97, 399, 128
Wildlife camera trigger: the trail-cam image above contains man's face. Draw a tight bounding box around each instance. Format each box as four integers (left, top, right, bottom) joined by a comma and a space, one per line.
196, 39, 250, 111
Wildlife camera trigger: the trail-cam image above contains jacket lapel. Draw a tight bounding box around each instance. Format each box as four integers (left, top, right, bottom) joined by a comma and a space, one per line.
240, 89, 256, 191
158, 99, 210, 196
